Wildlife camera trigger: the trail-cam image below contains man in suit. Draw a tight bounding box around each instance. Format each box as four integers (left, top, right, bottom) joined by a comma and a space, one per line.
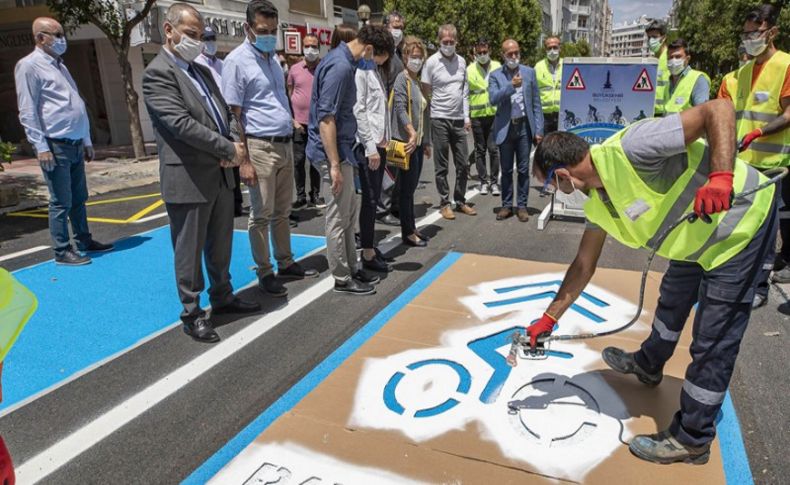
488, 38, 544, 222
143, 3, 260, 344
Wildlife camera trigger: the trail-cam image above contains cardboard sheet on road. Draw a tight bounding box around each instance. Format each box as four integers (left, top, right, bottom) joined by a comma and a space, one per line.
210, 254, 734, 484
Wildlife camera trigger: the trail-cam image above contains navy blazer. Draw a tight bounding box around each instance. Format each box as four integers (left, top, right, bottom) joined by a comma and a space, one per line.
487, 64, 545, 146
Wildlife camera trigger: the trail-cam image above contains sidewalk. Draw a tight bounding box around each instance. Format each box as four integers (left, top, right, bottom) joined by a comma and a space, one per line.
0, 144, 160, 215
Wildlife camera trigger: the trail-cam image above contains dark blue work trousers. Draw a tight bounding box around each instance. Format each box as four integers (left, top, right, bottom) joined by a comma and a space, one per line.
634, 202, 777, 447
498, 119, 532, 209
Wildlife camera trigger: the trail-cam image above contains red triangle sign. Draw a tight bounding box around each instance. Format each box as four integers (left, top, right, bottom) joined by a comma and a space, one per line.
566, 67, 586, 90
632, 68, 654, 91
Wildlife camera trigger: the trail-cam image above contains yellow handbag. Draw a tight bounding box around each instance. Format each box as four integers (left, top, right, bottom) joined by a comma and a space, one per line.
386, 78, 412, 170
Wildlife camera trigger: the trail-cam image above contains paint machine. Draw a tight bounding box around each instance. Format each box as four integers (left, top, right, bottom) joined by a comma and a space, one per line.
507, 166, 788, 367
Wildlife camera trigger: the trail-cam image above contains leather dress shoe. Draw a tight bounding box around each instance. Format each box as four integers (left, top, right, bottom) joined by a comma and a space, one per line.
213, 297, 261, 315
354, 270, 380, 285
414, 231, 430, 242
334, 278, 376, 295
517, 207, 530, 222
183, 316, 220, 343
259, 274, 288, 297
403, 236, 427, 247
496, 207, 513, 221
362, 255, 391, 272
55, 248, 91, 266
278, 262, 319, 279
82, 240, 114, 253
378, 214, 401, 226
374, 247, 395, 262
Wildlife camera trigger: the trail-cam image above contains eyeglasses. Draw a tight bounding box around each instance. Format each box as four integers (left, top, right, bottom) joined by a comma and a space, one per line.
40, 31, 65, 39
741, 29, 768, 41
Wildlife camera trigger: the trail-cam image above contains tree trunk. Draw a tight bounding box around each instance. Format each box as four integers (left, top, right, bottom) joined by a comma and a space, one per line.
117, 48, 146, 159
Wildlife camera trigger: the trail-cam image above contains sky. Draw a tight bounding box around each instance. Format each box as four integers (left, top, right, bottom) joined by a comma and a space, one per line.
609, 0, 673, 25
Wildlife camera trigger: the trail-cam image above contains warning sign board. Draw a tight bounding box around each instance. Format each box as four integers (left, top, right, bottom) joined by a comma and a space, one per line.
566, 67, 586, 90
632, 68, 654, 91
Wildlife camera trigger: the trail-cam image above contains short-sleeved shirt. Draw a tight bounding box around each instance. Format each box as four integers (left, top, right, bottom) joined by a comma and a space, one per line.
422, 52, 469, 121
587, 115, 687, 230
306, 42, 359, 165
221, 40, 292, 137
668, 66, 710, 107
288, 60, 316, 126
718, 61, 790, 101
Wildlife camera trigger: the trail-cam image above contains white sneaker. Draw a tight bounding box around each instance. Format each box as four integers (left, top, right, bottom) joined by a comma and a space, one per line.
480, 184, 488, 195
491, 183, 501, 196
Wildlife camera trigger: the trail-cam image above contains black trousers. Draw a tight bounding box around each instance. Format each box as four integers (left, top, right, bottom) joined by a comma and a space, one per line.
356, 145, 386, 249
293, 125, 321, 201
471, 115, 499, 185
398, 146, 425, 239
232, 167, 243, 211
543, 112, 559, 134
755, 171, 790, 298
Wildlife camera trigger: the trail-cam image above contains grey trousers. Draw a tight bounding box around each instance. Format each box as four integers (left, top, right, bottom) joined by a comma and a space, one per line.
431, 118, 469, 207
320, 162, 359, 282
165, 187, 236, 323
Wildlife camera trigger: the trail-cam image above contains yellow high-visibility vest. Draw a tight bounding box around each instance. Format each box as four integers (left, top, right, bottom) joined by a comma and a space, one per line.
467, 60, 501, 118
535, 58, 562, 114
0, 268, 37, 362
665, 68, 711, 113
654, 49, 669, 115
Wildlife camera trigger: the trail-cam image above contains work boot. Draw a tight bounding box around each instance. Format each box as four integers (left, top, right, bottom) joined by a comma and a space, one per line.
457, 203, 477, 216
496, 207, 513, 221
771, 267, 790, 284
440, 205, 456, 220
602, 347, 663, 387
629, 430, 711, 465
517, 208, 529, 222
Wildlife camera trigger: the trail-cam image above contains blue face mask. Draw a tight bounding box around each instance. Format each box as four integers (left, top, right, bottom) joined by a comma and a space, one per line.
358, 57, 376, 71
51, 37, 67, 56
254, 34, 277, 53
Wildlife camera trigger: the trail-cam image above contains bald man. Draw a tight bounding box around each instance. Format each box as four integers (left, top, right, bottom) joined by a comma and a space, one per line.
15, 17, 114, 265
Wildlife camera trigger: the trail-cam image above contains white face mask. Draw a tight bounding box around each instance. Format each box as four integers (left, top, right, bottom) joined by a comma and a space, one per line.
667, 58, 686, 75
547, 48, 560, 61
304, 47, 320, 62
475, 53, 490, 65
506, 57, 520, 70
203, 41, 217, 56
172, 28, 203, 62
407, 57, 423, 73
390, 28, 403, 46
743, 38, 768, 57
440, 44, 455, 57
648, 37, 663, 54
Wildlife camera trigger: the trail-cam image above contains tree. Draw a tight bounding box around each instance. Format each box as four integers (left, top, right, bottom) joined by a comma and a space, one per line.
384, 0, 543, 61
560, 39, 592, 58
47, 0, 156, 159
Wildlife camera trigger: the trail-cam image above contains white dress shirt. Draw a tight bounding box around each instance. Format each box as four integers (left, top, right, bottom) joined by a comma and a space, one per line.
353, 68, 390, 157
14, 47, 91, 154
194, 53, 224, 89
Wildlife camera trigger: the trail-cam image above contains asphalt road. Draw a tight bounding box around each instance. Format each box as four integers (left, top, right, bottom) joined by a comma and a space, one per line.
0, 153, 787, 484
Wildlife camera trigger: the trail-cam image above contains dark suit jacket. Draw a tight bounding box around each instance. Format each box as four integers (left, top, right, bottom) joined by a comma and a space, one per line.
487, 64, 545, 146
143, 49, 238, 204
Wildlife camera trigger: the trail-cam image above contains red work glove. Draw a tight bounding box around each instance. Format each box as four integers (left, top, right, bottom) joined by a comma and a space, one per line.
694, 171, 733, 219
526, 313, 557, 349
0, 436, 14, 485
738, 128, 763, 152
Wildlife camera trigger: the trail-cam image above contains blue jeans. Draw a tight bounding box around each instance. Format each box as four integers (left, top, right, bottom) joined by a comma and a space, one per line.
42, 139, 91, 257
498, 120, 532, 208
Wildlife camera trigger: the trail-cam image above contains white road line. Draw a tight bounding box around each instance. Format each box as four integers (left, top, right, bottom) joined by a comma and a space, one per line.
14, 190, 480, 483
0, 245, 49, 263
133, 211, 168, 224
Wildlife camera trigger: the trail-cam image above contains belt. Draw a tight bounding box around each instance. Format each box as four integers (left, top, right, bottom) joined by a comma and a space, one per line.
246, 134, 292, 143
511, 117, 526, 124
46, 137, 82, 146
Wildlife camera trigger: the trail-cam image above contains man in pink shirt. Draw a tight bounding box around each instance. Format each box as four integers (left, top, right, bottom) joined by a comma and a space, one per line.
287, 33, 324, 209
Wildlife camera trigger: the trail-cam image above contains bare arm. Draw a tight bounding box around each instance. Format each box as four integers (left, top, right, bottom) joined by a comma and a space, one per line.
758, 97, 790, 136
678, 99, 736, 173
545, 228, 607, 319
230, 105, 256, 186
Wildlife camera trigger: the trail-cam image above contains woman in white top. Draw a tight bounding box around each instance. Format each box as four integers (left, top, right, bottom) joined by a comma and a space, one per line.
354, 42, 393, 273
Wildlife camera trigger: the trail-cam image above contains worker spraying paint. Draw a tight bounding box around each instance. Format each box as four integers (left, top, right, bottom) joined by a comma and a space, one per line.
523, 99, 779, 465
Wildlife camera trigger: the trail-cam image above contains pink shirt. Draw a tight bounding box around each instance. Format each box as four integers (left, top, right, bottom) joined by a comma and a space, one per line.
287, 59, 316, 125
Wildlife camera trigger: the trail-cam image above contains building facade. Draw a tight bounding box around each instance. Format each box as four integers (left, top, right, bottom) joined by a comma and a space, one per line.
610, 15, 653, 58
540, 0, 572, 42
564, 0, 609, 56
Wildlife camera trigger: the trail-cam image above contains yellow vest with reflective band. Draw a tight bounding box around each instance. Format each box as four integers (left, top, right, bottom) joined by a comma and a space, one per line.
735, 50, 790, 168
584, 125, 774, 271
654, 49, 669, 115
535, 58, 562, 114
722, 70, 738, 102
0, 268, 37, 362
467, 60, 501, 118
664, 68, 710, 113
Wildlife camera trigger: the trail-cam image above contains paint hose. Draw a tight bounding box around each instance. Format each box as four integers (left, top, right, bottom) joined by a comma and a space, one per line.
543, 166, 788, 344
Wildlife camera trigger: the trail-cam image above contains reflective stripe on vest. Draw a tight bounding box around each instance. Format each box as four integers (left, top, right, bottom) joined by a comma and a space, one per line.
654, 49, 670, 115
535, 59, 562, 114
584, 124, 774, 271
664, 69, 710, 113
467, 61, 500, 118
735, 50, 790, 168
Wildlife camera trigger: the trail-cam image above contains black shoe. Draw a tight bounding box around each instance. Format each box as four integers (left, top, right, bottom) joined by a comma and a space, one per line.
414, 231, 430, 242
82, 240, 114, 253
311, 195, 327, 208
374, 247, 395, 263
403, 236, 427, 247
354, 269, 380, 285
278, 262, 319, 279
333, 278, 376, 295
259, 274, 288, 297
292, 198, 308, 210
602, 347, 663, 387
212, 297, 261, 315
183, 316, 220, 343
362, 255, 391, 272
378, 214, 400, 226
55, 249, 91, 266
774, 253, 787, 272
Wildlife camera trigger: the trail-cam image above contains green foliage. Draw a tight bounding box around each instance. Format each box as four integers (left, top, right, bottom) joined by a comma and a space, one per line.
0, 140, 15, 171
560, 39, 592, 58
384, 0, 543, 61
46, 0, 155, 48
677, 0, 790, 78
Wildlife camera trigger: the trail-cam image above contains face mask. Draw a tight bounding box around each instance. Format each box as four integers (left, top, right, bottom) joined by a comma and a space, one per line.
648, 37, 662, 54
743, 38, 767, 57
440, 44, 455, 57
506, 57, 520, 70
547, 48, 560, 61
667, 58, 686, 75
173, 30, 203, 62
407, 57, 423, 73
203, 41, 217, 56
50, 37, 67, 56
254, 34, 277, 53
475, 53, 490, 65
304, 47, 320, 62
390, 29, 403, 46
